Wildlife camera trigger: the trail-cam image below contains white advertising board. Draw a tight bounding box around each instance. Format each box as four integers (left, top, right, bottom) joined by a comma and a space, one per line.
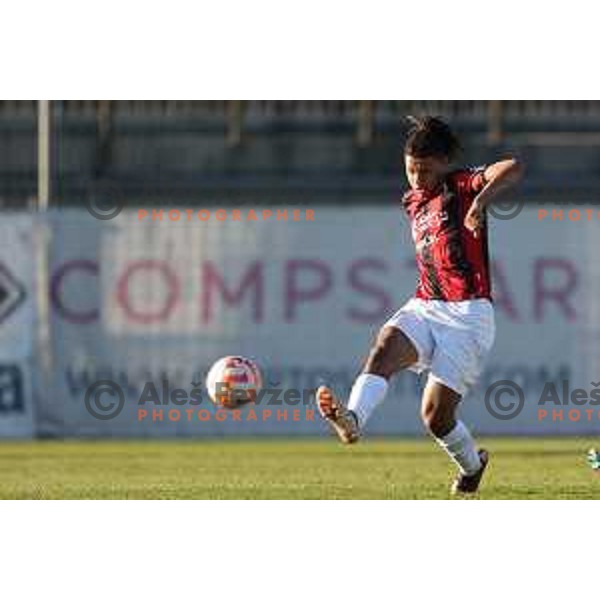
40, 207, 599, 436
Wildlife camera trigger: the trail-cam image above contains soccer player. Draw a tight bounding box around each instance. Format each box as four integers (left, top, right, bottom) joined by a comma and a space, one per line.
316, 116, 523, 495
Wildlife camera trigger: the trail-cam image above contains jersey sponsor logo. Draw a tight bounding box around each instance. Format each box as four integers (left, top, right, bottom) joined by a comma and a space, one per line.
411, 209, 449, 240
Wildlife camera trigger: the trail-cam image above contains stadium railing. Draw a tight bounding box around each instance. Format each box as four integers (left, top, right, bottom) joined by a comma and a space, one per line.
1, 101, 600, 207
3, 100, 600, 139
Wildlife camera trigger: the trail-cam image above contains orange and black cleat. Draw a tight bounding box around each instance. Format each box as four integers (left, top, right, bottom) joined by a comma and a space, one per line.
315, 385, 360, 444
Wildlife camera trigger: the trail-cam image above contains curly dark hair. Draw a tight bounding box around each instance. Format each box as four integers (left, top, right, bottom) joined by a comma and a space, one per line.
404, 116, 461, 160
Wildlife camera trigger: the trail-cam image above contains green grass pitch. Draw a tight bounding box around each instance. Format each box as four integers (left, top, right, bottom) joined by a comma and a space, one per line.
0, 438, 598, 499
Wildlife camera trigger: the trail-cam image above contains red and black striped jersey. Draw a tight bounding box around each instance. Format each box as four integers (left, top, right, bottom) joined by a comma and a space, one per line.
402, 167, 492, 301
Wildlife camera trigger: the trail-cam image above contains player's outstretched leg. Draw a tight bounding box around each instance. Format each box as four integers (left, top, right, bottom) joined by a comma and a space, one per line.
317, 326, 418, 444
421, 379, 489, 495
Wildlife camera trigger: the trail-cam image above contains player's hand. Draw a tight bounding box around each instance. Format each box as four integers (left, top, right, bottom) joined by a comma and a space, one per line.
464, 199, 485, 238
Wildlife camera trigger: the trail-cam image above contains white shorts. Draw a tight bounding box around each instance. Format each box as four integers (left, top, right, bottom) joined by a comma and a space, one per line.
384, 298, 496, 396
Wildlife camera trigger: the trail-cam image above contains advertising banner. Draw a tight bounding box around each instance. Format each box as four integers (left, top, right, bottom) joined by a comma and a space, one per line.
0, 216, 36, 437
41, 207, 599, 436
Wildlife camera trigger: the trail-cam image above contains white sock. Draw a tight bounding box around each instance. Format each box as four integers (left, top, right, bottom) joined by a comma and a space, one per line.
347, 373, 389, 428
435, 421, 481, 475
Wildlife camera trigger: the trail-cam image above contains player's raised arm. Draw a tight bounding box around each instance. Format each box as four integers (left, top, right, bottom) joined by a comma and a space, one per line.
464, 158, 524, 233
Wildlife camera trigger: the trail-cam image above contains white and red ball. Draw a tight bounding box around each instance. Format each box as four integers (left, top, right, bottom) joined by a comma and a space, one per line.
206, 356, 262, 409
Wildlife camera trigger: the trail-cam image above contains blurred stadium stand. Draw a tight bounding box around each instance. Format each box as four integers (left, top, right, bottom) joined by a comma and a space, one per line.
1, 100, 600, 208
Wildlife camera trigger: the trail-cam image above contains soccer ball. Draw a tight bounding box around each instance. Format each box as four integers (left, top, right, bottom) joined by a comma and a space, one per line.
206, 356, 263, 409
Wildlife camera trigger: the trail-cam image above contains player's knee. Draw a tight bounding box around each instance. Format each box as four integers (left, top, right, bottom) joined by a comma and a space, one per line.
364, 338, 396, 379
421, 405, 454, 438
364, 328, 408, 379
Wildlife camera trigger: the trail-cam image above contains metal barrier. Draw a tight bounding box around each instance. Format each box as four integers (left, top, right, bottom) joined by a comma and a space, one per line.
3, 101, 600, 145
